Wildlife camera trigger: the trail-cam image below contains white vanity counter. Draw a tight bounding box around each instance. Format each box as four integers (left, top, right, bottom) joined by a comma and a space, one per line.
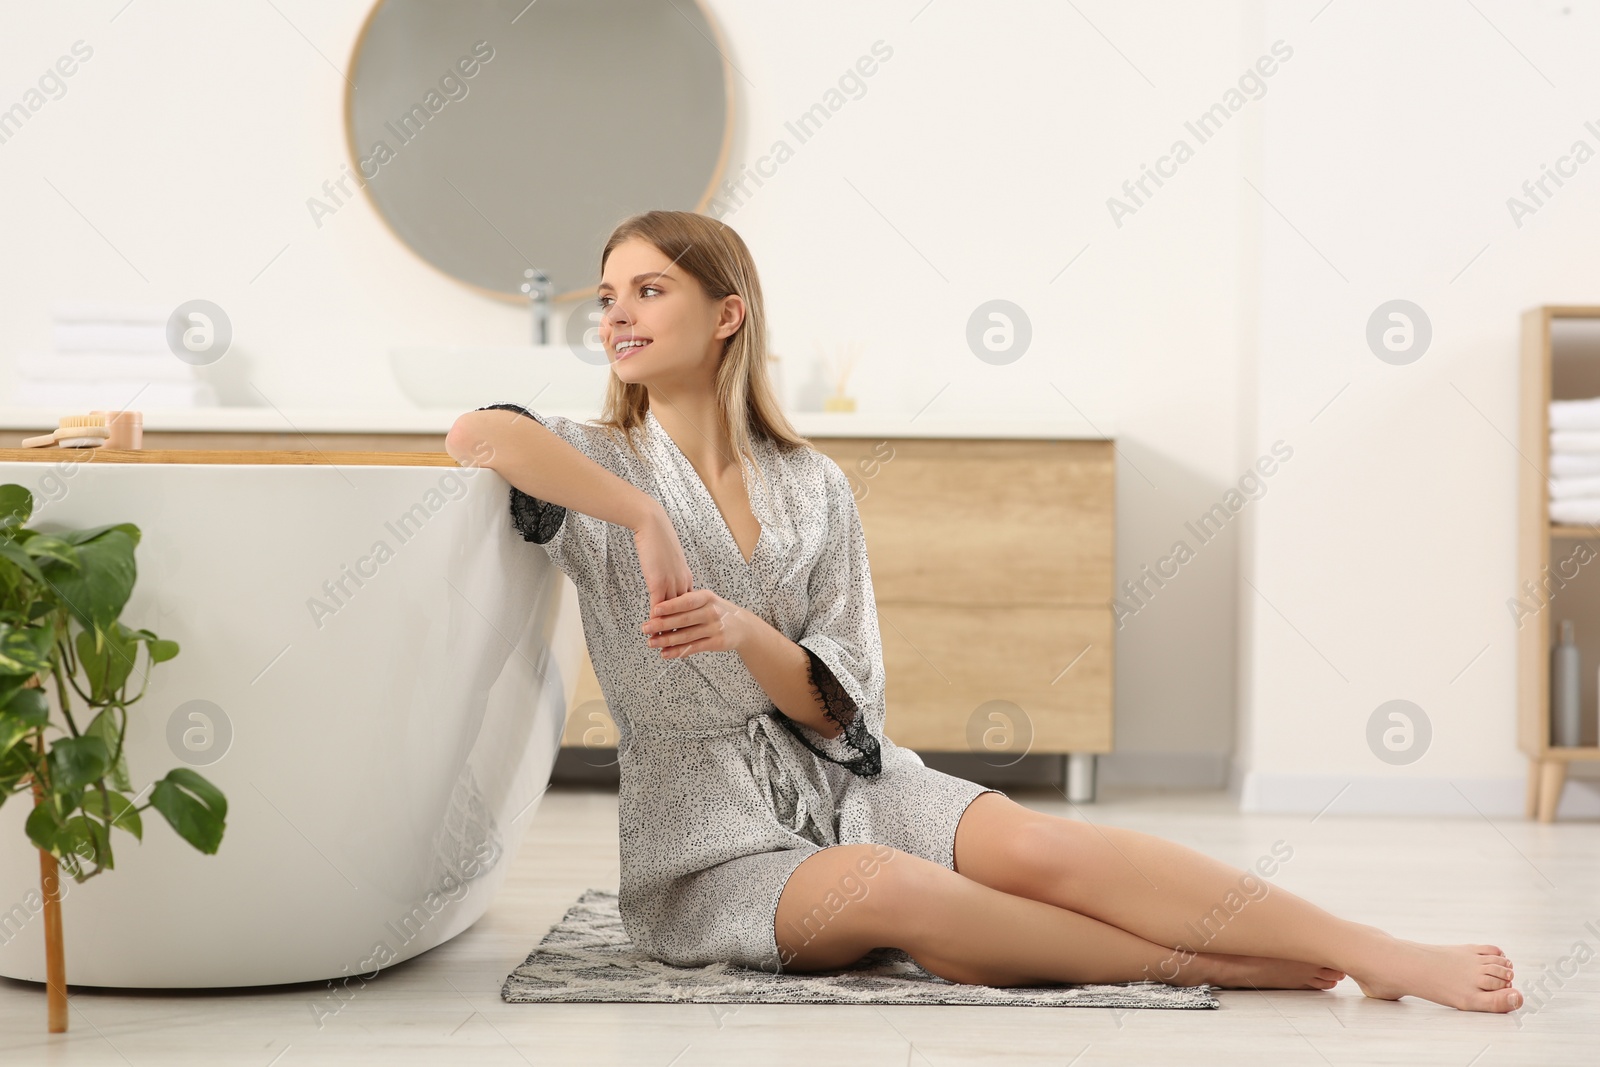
0, 406, 1114, 440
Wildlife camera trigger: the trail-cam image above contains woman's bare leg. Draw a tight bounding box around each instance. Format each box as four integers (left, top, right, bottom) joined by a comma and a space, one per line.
774, 843, 1343, 992
949, 793, 1522, 1013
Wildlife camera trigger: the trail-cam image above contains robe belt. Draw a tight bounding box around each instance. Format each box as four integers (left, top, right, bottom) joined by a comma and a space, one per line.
623, 716, 833, 840
745, 712, 833, 841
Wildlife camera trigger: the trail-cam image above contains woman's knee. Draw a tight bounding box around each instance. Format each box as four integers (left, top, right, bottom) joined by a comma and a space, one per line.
947, 812, 1062, 895
775, 843, 945, 969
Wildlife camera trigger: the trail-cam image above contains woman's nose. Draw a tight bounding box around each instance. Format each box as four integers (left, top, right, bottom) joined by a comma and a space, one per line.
603, 301, 631, 328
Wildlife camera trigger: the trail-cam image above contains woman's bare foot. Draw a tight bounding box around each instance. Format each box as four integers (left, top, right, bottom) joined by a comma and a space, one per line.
1351, 937, 1522, 1013
1190, 952, 1347, 991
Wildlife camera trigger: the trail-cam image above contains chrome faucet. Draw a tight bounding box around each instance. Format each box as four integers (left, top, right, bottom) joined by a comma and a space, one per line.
521, 268, 553, 344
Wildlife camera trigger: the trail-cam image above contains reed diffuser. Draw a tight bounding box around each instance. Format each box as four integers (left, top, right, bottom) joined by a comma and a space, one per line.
818, 340, 862, 413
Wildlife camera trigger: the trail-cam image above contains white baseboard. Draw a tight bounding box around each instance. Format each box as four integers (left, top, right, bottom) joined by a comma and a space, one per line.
1229, 768, 1600, 818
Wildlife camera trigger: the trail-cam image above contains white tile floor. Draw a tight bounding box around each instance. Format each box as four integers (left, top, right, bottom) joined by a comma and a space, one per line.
3, 785, 1597, 1066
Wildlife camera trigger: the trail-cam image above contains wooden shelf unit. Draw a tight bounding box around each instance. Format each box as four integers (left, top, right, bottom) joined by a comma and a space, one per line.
1518, 305, 1600, 821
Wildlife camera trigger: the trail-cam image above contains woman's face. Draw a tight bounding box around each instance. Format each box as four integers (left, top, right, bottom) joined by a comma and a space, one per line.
596, 236, 740, 389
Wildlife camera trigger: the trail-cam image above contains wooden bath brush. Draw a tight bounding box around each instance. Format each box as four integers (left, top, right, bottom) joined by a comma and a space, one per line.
21, 414, 110, 448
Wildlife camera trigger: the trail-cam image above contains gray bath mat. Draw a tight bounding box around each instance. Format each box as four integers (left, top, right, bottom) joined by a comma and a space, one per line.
502, 888, 1218, 1009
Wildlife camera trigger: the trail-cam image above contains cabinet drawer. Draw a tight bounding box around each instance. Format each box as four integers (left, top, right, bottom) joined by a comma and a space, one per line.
562, 602, 1112, 756
880, 601, 1112, 754
810, 437, 1113, 606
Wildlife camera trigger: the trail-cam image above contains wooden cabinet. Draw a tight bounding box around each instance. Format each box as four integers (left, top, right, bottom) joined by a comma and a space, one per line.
563, 435, 1116, 759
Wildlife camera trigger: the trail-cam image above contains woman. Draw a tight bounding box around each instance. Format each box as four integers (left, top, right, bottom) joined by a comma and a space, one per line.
446, 210, 1521, 1013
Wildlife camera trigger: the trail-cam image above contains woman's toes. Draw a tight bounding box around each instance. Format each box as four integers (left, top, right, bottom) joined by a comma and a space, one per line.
1475, 986, 1523, 1012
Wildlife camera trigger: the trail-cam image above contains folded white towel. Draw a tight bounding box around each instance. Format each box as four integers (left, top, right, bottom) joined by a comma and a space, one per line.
1551, 396, 1600, 432
15, 351, 196, 383
52, 322, 168, 353
1550, 475, 1600, 499
1551, 498, 1600, 525
1551, 451, 1600, 478
1551, 431, 1600, 454
51, 300, 169, 326
11, 379, 218, 409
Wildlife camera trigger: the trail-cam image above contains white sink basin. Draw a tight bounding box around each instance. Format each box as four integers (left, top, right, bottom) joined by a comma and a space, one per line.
390, 345, 611, 410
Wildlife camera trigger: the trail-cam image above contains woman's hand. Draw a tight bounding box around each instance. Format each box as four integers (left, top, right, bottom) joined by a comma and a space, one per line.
641, 588, 753, 659
632, 502, 693, 614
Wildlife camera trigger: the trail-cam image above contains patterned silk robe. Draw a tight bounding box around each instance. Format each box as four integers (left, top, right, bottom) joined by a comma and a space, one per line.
477, 403, 1000, 972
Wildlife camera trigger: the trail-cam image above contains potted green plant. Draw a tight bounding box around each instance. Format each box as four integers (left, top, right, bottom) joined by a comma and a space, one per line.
0, 483, 227, 1033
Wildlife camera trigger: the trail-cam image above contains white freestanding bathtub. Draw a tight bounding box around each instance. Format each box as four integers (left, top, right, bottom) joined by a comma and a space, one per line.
0, 450, 580, 987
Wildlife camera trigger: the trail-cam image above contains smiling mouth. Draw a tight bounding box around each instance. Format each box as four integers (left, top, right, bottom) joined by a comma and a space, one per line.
614, 339, 652, 361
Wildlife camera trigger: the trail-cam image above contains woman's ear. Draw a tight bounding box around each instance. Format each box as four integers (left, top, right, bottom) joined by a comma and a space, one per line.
714, 294, 745, 340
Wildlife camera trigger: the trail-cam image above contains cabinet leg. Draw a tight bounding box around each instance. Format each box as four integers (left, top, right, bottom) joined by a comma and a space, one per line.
1536, 759, 1567, 823
1525, 758, 1542, 820
1066, 753, 1096, 804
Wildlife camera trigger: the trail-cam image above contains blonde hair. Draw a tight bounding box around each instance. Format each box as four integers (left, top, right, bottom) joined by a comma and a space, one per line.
588, 210, 808, 502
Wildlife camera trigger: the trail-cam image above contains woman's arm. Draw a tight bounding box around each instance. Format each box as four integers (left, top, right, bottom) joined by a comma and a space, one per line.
735, 615, 844, 740
640, 587, 843, 739
452, 405, 694, 608
446, 407, 660, 533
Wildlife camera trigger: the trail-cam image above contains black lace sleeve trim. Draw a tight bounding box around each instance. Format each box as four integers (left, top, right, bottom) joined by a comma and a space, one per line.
771, 645, 882, 778
475, 403, 567, 545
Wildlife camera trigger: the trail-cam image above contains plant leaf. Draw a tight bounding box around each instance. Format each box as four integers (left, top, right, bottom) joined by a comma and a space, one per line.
24, 796, 106, 879
25, 797, 71, 854
0, 674, 28, 708
47, 735, 110, 791
1, 683, 48, 722
62, 813, 112, 873
77, 625, 137, 703
47, 814, 99, 880
0, 742, 38, 809
84, 707, 131, 790
0, 685, 48, 760
149, 767, 226, 854
0, 541, 45, 586
0, 739, 38, 799
0, 716, 35, 764
81, 787, 142, 840
0, 624, 55, 676
0, 484, 34, 531
57, 522, 141, 549
23, 535, 81, 570
42, 529, 137, 635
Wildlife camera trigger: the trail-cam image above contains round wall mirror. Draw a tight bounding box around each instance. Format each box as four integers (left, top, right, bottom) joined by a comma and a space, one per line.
345, 0, 733, 303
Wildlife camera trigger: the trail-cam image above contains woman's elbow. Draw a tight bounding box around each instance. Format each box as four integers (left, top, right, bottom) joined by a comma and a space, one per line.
445, 413, 494, 468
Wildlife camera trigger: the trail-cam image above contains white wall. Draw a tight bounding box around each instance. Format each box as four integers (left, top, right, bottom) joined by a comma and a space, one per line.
21, 2, 1586, 809
702, 0, 1253, 788
1237, 0, 1600, 815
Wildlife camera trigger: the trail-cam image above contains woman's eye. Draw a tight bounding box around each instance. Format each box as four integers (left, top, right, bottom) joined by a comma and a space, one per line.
595, 286, 658, 308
